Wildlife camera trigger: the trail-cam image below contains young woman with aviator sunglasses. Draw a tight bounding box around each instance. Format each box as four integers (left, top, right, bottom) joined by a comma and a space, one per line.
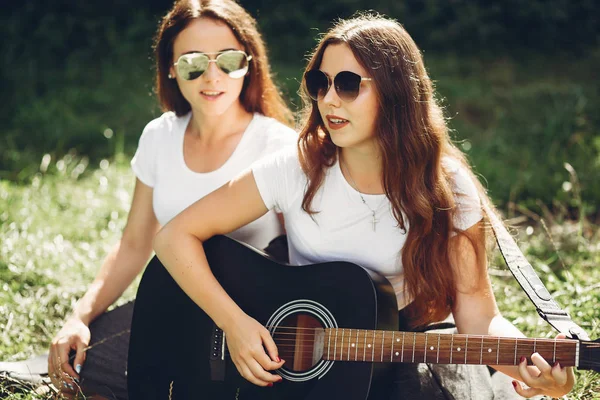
152, 14, 575, 399
41, 0, 296, 398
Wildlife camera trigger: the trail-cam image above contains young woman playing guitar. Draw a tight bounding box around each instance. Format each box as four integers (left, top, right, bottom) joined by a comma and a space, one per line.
151, 14, 575, 399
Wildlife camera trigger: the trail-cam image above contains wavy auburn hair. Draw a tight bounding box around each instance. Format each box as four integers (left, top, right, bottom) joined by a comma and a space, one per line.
298, 14, 491, 328
154, 0, 293, 125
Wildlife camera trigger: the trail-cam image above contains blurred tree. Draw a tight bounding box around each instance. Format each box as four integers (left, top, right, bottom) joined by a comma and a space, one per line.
1, 0, 598, 210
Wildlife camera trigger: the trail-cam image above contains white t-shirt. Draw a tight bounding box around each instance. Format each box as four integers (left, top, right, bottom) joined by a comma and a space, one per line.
252, 148, 483, 309
131, 111, 297, 250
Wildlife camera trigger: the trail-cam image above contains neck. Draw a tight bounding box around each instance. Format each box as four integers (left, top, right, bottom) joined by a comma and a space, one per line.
189, 101, 252, 142
322, 328, 579, 367
339, 148, 384, 195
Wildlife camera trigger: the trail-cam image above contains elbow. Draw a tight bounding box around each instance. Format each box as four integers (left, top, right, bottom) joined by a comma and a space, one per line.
153, 224, 202, 259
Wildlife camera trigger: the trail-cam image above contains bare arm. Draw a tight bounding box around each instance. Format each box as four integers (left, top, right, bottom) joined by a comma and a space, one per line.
71, 179, 159, 324
451, 222, 574, 398
49, 179, 159, 388
153, 169, 284, 386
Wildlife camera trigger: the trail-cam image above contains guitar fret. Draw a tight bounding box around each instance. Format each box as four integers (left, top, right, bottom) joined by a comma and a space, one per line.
345, 329, 349, 360
514, 337, 518, 365
391, 332, 395, 362
533, 337, 537, 354
496, 337, 500, 365
363, 329, 367, 361
341, 329, 345, 361
355, 329, 359, 361
327, 329, 331, 360
347, 329, 352, 361
479, 336, 483, 365
401, 332, 406, 362
381, 331, 385, 362
465, 335, 469, 364
334, 329, 338, 360
553, 339, 556, 364
424, 333, 428, 363
436, 334, 440, 364
411, 332, 416, 363
371, 330, 375, 362
348, 329, 356, 361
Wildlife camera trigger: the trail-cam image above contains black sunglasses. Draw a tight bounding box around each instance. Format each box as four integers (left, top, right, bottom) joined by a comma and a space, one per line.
304, 70, 372, 102
173, 50, 252, 80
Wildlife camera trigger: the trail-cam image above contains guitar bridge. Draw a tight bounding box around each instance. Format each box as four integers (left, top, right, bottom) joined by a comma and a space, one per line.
209, 324, 226, 381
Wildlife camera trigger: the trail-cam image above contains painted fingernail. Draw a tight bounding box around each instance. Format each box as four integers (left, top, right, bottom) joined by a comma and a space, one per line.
63, 382, 69, 388
553, 362, 560, 368
268, 383, 273, 387
74, 377, 80, 383
75, 364, 82, 374
68, 383, 74, 390
512, 381, 518, 390
275, 356, 281, 362
520, 356, 526, 364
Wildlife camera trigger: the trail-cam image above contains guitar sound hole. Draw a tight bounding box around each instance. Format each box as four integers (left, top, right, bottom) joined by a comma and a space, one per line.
273, 313, 325, 372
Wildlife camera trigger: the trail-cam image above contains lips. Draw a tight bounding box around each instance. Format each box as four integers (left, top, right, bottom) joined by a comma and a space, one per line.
200, 90, 225, 100
326, 114, 350, 130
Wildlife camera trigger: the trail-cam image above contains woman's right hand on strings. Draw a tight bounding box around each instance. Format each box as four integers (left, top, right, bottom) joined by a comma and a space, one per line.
48, 316, 90, 392
223, 313, 285, 387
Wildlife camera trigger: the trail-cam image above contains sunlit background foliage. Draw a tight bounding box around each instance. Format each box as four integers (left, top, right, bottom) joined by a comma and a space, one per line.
1, 0, 599, 398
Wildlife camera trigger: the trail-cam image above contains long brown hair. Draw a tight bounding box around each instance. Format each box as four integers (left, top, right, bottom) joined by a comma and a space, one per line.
154, 0, 293, 126
298, 14, 491, 328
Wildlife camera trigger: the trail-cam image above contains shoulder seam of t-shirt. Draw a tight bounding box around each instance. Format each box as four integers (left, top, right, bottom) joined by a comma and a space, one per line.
446, 159, 483, 231
281, 147, 306, 211
131, 112, 188, 187
252, 147, 301, 212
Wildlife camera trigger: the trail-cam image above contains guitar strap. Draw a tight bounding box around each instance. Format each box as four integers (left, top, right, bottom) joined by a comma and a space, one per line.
482, 201, 590, 341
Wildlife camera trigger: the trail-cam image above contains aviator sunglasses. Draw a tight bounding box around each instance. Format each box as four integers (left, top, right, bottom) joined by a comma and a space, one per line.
304, 70, 372, 102
173, 50, 252, 80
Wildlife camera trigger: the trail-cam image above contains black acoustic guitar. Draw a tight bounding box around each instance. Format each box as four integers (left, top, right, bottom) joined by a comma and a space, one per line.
127, 235, 599, 400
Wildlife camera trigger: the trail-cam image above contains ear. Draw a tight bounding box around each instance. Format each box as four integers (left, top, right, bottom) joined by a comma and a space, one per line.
168, 66, 176, 80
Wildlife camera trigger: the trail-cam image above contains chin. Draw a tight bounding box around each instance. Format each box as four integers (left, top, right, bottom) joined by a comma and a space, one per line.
328, 130, 353, 148
330, 133, 377, 152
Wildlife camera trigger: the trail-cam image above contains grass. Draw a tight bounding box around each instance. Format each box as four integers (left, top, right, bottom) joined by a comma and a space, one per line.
0, 153, 599, 399
0, 154, 137, 399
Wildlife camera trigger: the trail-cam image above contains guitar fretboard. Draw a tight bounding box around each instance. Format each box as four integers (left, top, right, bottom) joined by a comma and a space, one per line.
323, 328, 578, 366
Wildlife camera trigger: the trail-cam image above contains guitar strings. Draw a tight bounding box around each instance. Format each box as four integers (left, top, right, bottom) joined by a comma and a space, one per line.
266, 326, 581, 345
77, 328, 583, 366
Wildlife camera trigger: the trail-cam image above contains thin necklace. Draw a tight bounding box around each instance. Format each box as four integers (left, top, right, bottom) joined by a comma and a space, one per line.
341, 159, 386, 232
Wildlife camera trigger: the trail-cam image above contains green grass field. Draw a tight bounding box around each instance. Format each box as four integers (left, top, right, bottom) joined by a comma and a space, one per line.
1, 153, 599, 398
